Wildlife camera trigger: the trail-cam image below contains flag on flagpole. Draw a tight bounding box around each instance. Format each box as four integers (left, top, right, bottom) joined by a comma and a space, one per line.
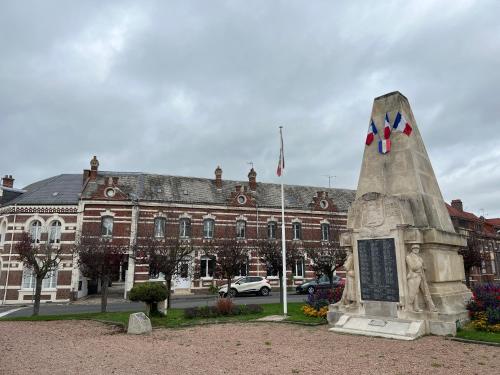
277, 127, 285, 177
392, 112, 413, 136
384, 113, 391, 139
365, 119, 378, 145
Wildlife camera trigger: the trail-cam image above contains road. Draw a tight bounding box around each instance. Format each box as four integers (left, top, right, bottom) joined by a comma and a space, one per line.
0, 292, 309, 318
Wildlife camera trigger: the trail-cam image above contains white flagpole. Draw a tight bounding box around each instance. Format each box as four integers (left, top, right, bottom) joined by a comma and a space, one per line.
279, 126, 287, 316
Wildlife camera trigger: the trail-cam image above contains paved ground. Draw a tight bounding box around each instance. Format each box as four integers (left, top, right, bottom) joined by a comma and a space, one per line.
1, 320, 499, 374
0, 292, 307, 317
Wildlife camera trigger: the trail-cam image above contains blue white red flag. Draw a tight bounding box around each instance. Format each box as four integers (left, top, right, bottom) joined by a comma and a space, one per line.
378, 139, 391, 154
365, 119, 378, 145
392, 112, 413, 136
384, 113, 391, 139
277, 127, 285, 177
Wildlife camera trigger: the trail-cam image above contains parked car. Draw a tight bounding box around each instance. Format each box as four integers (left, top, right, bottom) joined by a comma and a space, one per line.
295, 275, 345, 295
219, 276, 272, 297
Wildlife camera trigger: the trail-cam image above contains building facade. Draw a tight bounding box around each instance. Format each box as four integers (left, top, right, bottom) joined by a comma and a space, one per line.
0, 157, 355, 304
446, 199, 500, 283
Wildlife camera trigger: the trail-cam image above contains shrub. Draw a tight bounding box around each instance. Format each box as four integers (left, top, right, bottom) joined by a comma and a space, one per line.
129, 282, 168, 316
215, 297, 235, 316
467, 283, 500, 331
306, 286, 343, 310
246, 304, 263, 314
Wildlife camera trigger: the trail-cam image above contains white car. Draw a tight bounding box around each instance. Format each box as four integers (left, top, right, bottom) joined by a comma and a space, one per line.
218, 276, 272, 297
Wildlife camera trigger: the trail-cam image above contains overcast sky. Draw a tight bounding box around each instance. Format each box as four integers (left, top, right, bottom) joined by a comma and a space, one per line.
1, 1, 499, 217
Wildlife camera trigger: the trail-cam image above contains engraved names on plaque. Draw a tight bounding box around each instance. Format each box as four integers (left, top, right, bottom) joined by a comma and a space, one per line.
358, 238, 399, 302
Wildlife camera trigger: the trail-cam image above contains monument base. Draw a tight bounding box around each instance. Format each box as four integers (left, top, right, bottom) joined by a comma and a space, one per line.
329, 314, 426, 341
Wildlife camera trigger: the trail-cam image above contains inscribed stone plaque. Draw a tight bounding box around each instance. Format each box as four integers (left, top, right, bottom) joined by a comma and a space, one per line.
358, 238, 399, 302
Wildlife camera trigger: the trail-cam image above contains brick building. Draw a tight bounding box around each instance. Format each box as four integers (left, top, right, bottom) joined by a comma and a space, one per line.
0, 157, 355, 304
446, 199, 500, 283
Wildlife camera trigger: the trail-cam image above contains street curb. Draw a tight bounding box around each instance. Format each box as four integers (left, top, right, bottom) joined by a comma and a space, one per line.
445, 336, 500, 347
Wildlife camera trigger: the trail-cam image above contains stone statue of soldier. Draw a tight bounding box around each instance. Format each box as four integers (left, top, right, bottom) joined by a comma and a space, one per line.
406, 244, 437, 312
339, 249, 356, 306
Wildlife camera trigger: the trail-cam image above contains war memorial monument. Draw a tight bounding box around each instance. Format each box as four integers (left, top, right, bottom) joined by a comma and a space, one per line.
327, 91, 472, 340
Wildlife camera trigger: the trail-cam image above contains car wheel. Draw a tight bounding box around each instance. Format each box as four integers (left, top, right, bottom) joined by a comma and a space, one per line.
260, 287, 270, 296
307, 286, 315, 295
228, 288, 237, 298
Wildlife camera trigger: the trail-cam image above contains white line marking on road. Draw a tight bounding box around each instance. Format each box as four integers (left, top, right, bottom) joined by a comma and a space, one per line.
0, 307, 27, 318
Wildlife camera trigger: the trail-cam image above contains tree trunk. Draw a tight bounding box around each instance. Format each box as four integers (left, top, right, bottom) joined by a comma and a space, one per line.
227, 277, 232, 298
101, 277, 109, 313
33, 275, 44, 316
166, 278, 172, 309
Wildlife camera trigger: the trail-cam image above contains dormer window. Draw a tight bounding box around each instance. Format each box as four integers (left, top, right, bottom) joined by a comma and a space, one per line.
237, 195, 247, 205
105, 188, 115, 198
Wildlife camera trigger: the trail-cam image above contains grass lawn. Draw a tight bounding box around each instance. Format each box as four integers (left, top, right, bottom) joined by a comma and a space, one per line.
0, 302, 326, 328
456, 324, 500, 344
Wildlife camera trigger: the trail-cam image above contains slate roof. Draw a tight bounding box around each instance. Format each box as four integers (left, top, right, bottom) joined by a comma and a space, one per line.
3, 174, 82, 206
82, 172, 356, 211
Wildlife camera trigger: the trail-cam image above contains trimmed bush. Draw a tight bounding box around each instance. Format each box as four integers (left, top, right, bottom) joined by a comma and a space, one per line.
129, 282, 168, 316
183, 302, 263, 319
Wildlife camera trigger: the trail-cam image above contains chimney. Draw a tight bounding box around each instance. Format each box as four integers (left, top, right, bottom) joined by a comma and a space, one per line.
214, 166, 222, 189
451, 199, 463, 212
248, 168, 257, 191
89, 156, 99, 180
2, 175, 14, 188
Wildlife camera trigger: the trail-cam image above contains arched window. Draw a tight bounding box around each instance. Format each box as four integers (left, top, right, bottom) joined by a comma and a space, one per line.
154, 217, 166, 238
203, 219, 215, 239
49, 220, 62, 244
30, 220, 42, 244
101, 216, 114, 237
200, 255, 215, 278
293, 258, 305, 278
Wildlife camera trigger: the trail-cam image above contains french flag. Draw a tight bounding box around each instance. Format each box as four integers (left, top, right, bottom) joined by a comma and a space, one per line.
365, 119, 378, 145
392, 112, 413, 136
384, 113, 391, 139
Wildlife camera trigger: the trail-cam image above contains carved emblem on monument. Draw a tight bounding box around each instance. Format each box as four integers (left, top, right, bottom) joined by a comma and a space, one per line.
361, 199, 384, 227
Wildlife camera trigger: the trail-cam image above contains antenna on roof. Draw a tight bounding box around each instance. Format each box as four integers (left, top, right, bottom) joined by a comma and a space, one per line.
247, 161, 254, 169
323, 175, 336, 188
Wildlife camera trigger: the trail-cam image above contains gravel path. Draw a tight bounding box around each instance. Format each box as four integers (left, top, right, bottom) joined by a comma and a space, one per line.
1, 321, 499, 374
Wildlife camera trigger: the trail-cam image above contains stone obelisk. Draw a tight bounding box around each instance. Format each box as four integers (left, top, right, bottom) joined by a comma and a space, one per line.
328, 92, 471, 339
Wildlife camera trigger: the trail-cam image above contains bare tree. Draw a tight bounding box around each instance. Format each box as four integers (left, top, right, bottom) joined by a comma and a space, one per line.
136, 235, 193, 309
73, 230, 125, 312
459, 231, 485, 287
203, 228, 248, 298
256, 237, 303, 306
16, 232, 63, 316
304, 224, 346, 289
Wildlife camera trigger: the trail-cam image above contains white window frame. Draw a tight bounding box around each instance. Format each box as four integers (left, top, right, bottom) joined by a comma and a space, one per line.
267, 221, 277, 239
101, 216, 114, 237
203, 219, 215, 239
236, 220, 246, 239
22, 268, 58, 290
293, 258, 305, 278
200, 255, 215, 279
0, 221, 7, 246
321, 223, 330, 241
48, 220, 62, 244
292, 222, 302, 240
30, 220, 43, 244
179, 218, 191, 238
154, 217, 166, 238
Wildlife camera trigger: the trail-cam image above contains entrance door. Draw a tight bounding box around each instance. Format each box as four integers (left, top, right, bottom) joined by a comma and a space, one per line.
173, 261, 191, 290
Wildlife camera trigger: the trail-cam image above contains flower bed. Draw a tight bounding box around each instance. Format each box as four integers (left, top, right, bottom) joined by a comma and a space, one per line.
183, 298, 263, 319
466, 283, 500, 333
302, 286, 344, 319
